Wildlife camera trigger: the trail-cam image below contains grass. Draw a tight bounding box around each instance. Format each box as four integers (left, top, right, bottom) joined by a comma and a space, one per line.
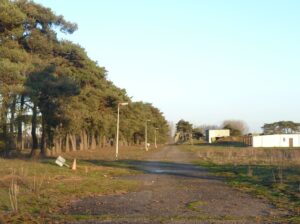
181, 144, 300, 222
187, 200, 207, 211
0, 145, 158, 223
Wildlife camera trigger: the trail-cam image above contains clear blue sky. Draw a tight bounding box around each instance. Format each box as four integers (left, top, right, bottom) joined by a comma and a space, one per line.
35, 0, 300, 132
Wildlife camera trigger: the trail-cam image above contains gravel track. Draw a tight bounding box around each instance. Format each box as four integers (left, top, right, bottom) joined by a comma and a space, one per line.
65, 146, 287, 223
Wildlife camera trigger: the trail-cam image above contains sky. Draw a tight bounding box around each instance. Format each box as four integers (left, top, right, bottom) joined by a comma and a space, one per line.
35, 0, 300, 132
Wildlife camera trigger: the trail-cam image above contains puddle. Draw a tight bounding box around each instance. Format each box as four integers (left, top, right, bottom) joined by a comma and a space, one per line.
148, 169, 180, 174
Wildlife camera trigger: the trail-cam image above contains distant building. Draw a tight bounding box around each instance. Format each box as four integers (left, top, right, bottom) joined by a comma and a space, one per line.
253, 134, 300, 148
206, 129, 230, 143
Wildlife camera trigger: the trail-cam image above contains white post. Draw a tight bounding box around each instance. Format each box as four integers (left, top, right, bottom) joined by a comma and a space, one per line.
145, 120, 151, 151
145, 121, 148, 151
116, 104, 120, 159
115, 102, 128, 159
154, 128, 159, 149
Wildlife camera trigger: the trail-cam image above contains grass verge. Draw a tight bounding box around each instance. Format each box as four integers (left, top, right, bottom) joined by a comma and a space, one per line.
181, 144, 300, 223
0, 146, 156, 223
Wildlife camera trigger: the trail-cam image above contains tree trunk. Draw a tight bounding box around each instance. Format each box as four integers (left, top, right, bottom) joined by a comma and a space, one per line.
21, 135, 24, 150
55, 137, 62, 154
96, 133, 101, 149
102, 135, 107, 148
87, 132, 90, 149
1, 93, 12, 155
9, 96, 16, 134
91, 133, 96, 150
79, 131, 84, 150
65, 134, 70, 152
17, 95, 24, 150
7, 96, 17, 151
70, 135, 76, 151
54, 138, 60, 155
40, 115, 46, 157
59, 137, 62, 153
83, 130, 88, 150
2, 112, 8, 155
30, 103, 39, 157
100, 135, 105, 148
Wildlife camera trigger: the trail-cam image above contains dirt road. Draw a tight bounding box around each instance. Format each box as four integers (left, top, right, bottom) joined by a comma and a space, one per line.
66, 146, 285, 223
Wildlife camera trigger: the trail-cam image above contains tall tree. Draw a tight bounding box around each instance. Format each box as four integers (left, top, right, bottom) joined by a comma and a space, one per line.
262, 121, 300, 135
0, 0, 170, 157
25, 66, 79, 156
175, 119, 193, 142
222, 120, 248, 136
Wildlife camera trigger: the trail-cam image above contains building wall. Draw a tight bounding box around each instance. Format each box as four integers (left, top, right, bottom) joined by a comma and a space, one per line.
253, 134, 300, 147
206, 129, 230, 143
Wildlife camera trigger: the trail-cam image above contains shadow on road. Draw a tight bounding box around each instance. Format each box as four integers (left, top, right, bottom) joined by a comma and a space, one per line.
84, 159, 222, 180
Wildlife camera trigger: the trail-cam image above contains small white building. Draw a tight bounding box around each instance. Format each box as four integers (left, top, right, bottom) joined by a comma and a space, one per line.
206, 129, 230, 143
253, 134, 300, 148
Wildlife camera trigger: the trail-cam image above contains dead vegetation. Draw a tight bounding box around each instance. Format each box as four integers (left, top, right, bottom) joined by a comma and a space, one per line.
0, 146, 154, 223
191, 146, 300, 166
183, 145, 300, 221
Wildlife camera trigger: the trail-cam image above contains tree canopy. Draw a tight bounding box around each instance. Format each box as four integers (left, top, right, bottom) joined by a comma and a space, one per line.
221, 120, 248, 136
175, 119, 193, 142
262, 121, 300, 135
0, 0, 169, 156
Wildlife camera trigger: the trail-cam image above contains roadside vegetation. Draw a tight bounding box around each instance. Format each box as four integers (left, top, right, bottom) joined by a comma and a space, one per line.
0, 0, 169, 158
182, 144, 300, 223
0, 1, 169, 222
0, 146, 160, 223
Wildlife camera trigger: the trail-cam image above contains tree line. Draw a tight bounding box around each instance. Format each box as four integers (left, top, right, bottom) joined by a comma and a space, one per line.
175, 119, 249, 142
175, 119, 300, 143
0, 0, 169, 157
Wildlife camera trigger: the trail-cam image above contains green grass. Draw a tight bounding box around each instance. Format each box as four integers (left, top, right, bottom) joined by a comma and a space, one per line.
187, 200, 207, 211
0, 146, 154, 223
181, 144, 300, 222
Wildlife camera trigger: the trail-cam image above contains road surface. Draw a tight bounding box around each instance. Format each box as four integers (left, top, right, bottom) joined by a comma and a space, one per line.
66, 146, 286, 223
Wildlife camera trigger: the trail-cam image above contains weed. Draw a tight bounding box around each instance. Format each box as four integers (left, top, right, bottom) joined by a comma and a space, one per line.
187, 200, 206, 211
9, 178, 19, 213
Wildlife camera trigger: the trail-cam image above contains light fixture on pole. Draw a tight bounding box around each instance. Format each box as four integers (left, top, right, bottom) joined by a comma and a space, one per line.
145, 119, 151, 151
154, 128, 159, 149
116, 102, 128, 159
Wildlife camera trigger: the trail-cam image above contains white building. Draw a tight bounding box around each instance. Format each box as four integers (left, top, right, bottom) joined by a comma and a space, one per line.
206, 129, 230, 143
253, 134, 300, 148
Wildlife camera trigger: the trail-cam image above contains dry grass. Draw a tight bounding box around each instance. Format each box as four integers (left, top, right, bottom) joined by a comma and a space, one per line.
185, 145, 300, 166
182, 144, 300, 221
61, 145, 155, 161
0, 146, 158, 223
8, 176, 19, 213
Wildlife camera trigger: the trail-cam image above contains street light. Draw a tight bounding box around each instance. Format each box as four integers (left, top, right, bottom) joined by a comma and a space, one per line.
145, 119, 151, 151
116, 102, 128, 159
154, 128, 159, 149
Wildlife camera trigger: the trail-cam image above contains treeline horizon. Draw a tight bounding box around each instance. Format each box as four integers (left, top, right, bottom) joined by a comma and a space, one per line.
0, 0, 170, 157
174, 119, 300, 143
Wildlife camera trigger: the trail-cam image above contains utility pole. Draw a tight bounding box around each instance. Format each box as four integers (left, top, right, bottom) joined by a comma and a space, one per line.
145, 120, 151, 151
116, 102, 128, 159
154, 128, 159, 149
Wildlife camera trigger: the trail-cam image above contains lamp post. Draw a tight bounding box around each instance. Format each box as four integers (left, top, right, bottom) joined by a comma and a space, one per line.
154, 128, 159, 149
145, 119, 151, 151
116, 102, 128, 159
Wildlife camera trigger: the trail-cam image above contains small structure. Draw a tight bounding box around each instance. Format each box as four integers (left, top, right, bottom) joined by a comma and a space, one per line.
206, 129, 230, 143
55, 156, 69, 167
242, 135, 253, 146
253, 134, 300, 148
